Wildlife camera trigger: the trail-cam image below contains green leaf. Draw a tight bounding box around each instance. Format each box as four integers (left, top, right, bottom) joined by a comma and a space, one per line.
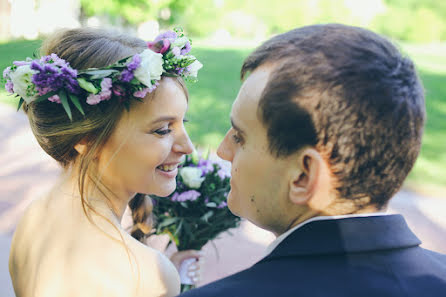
83, 69, 119, 79
16, 98, 24, 111
201, 211, 214, 222
173, 220, 183, 237
34, 90, 57, 103
130, 78, 140, 85
68, 94, 85, 116
206, 202, 217, 208
77, 78, 98, 94
59, 91, 72, 121
157, 217, 178, 229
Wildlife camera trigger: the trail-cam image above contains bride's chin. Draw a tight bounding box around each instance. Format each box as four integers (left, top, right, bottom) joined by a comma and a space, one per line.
150, 184, 176, 198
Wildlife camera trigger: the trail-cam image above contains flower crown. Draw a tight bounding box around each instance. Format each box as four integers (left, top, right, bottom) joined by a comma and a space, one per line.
2, 28, 202, 120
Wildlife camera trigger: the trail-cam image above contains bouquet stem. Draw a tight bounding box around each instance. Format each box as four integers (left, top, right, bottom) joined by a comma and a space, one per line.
181, 284, 194, 293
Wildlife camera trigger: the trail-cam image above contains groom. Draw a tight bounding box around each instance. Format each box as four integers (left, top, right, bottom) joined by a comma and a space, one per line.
181, 24, 446, 296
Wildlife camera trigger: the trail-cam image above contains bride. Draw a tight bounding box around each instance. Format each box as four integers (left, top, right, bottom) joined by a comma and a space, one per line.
6, 27, 203, 297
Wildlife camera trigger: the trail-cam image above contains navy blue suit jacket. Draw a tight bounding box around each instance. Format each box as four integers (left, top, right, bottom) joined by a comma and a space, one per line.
180, 215, 446, 297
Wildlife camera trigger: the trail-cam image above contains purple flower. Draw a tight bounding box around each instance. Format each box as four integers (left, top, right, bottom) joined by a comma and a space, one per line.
99, 78, 112, 100
173, 66, 185, 76
181, 41, 191, 55
217, 168, 230, 180
133, 87, 151, 98
5, 80, 14, 93
37, 87, 51, 95
171, 190, 201, 202
86, 93, 102, 105
63, 75, 80, 94
171, 46, 181, 57
120, 69, 134, 82
198, 159, 214, 175
61, 65, 77, 78
30, 60, 79, 95
13, 61, 30, 66
217, 201, 227, 209
48, 94, 61, 103
127, 54, 141, 71
120, 54, 141, 82
101, 78, 112, 91
86, 78, 112, 105
3, 66, 11, 79
154, 31, 178, 42
39, 54, 70, 68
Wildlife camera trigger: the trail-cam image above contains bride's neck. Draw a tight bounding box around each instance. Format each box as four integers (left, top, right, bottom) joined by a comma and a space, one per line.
59, 169, 134, 222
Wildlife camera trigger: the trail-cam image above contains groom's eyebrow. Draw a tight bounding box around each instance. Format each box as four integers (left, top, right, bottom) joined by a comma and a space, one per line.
231, 117, 245, 135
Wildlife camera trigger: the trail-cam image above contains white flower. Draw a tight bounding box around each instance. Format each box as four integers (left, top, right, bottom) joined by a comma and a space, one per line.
172, 37, 189, 48
179, 167, 205, 189
185, 59, 203, 78
134, 49, 163, 87
9, 65, 37, 103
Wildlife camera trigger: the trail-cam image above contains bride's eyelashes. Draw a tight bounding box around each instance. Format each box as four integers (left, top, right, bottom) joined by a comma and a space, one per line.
153, 118, 189, 136
154, 127, 172, 136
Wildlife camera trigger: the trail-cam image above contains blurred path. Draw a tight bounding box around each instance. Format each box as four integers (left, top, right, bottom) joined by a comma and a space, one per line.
0, 106, 445, 295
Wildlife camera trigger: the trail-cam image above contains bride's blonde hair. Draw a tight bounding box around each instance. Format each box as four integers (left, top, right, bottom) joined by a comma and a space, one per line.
24, 27, 186, 242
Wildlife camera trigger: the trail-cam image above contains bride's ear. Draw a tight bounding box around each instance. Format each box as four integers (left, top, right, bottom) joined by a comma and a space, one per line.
288, 148, 333, 211
74, 139, 88, 155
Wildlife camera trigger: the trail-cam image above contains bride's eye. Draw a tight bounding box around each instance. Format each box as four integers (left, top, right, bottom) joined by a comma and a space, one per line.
154, 127, 172, 135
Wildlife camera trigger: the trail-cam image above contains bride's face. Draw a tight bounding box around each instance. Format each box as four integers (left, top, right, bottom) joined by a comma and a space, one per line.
97, 78, 194, 198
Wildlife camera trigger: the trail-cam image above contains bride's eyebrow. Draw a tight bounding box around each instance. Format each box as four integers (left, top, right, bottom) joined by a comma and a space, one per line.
149, 116, 177, 125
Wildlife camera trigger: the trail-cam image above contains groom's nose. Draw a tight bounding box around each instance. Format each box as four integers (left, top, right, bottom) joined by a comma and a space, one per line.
217, 130, 233, 162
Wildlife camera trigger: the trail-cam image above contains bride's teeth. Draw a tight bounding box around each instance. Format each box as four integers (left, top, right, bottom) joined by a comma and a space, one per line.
158, 164, 176, 171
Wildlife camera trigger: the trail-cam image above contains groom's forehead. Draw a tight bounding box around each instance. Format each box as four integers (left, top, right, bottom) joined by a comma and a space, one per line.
233, 64, 273, 108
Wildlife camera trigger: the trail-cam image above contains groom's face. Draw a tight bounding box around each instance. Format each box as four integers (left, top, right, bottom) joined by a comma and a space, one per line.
217, 64, 296, 234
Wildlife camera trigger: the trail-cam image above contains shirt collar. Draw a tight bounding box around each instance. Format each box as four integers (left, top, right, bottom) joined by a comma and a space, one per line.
264, 212, 390, 257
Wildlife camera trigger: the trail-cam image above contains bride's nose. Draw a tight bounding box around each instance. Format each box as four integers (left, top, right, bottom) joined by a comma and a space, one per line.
173, 128, 194, 155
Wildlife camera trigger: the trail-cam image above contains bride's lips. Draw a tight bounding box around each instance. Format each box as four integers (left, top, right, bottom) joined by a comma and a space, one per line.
156, 162, 180, 178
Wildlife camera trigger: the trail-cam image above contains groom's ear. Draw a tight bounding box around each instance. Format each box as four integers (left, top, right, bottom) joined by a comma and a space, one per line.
288, 148, 333, 211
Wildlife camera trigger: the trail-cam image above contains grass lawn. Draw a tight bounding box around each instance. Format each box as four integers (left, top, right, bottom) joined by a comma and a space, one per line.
1, 39, 445, 196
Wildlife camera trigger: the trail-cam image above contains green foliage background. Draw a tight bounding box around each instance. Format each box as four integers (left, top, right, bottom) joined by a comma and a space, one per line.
1, 39, 445, 195
79, 0, 446, 42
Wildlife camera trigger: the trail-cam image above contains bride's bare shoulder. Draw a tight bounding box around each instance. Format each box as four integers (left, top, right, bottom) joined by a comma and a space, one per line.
10, 195, 180, 297
125, 235, 181, 297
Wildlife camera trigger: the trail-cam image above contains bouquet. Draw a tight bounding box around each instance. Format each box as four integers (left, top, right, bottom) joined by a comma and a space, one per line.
150, 151, 241, 291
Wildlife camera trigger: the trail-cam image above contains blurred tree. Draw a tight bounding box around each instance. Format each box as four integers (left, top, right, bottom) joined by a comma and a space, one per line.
78, 0, 446, 42
372, 0, 446, 42
80, 0, 189, 26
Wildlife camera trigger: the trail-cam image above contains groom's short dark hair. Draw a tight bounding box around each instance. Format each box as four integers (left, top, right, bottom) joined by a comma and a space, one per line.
241, 24, 425, 208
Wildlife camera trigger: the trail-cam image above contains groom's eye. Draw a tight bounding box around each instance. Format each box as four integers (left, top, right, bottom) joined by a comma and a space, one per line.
232, 131, 243, 144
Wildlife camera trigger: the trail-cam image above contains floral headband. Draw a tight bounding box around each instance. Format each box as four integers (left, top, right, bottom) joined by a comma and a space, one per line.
1, 28, 202, 120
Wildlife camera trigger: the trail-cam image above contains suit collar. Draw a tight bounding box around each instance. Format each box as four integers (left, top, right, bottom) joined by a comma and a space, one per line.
261, 214, 421, 261
265, 212, 389, 256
